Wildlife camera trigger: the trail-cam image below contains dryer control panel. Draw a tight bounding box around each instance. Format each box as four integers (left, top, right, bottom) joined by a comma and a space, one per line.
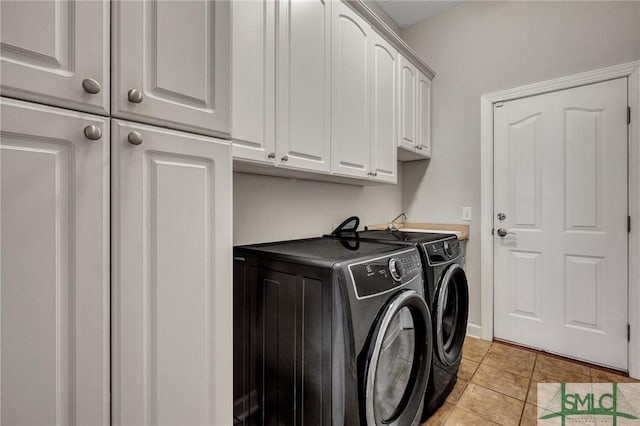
348, 249, 422, 299
423, 238, 459, 265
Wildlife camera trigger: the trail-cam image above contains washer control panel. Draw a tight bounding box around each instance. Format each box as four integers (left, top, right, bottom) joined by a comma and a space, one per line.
388, 258, 404, 281
348, 249, 422, 299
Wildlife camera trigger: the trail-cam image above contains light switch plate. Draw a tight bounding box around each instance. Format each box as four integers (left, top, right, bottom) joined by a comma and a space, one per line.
462, 207, 472, 221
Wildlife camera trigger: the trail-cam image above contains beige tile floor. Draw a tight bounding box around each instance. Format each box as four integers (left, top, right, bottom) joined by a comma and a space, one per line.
422, 337, 639, 425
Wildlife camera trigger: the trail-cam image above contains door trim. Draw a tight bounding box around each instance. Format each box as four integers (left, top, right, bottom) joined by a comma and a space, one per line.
479, 60, 640, 378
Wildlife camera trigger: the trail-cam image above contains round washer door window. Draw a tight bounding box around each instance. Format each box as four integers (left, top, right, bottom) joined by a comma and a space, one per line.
364, 290, 433, 426
435, 264, 469, 366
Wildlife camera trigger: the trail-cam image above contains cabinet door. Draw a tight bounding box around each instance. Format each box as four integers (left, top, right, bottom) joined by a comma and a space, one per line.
331, 1, 371, 179
1, 98, 110, 426
398, 54, 417, 151
0, 1, 109, 115
113, 1, 230, 138
417, 71, 432, 157
111, 120, 232, 426
370, 31, 398, 183
231, 0, 276, 164
277, 0, 331, 173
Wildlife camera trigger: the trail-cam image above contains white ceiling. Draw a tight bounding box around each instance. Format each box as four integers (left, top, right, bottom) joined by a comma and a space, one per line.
375, 1, 460, 29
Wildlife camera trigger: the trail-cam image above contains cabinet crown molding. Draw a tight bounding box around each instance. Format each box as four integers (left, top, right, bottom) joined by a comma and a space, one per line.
345, 0, 436, 79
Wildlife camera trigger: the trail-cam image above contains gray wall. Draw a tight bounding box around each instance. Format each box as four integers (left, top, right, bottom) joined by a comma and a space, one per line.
400, 1, 640, 331
233, 171, 403, 245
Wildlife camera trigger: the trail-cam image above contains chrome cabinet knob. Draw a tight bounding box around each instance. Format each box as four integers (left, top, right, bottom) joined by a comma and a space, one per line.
497, 212, 506, 220
83, 125, 102, 140
127, 89, 143, 103
416, 145, 423, 150
267, 152, 276, 159
281, 155, 289, 162
82, 78, 102, 94
127, 131, 143, 145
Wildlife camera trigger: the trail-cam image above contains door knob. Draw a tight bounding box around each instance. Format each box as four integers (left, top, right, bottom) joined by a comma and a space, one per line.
127, 89, 143, 103
82, 78, 102, 94
496, 228, 515, 237
497, 212, 506, 220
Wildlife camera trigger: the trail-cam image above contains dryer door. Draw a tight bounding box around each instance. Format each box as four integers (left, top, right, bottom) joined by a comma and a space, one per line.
434, 264, 469, 366
363, 290, 433, 426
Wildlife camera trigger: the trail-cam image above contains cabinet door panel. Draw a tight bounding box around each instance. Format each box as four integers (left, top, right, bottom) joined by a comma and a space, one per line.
277, 0, 331, 172
371, 31, 397, 183
0, 1, 109, 114
417, 71, 432, 157
398, 55, 417, 150
112, 120, 232, 426
113, 1, 229, 137
331, 1, 370, 178
231, 0, 276, 163
0, 98, 109, 426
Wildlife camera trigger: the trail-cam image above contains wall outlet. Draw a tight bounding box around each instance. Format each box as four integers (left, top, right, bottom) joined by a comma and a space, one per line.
462, 207, 472, 221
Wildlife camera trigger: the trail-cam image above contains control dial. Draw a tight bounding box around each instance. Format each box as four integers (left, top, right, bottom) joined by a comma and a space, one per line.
444, 241, 453, 257
388, 258, 405, 282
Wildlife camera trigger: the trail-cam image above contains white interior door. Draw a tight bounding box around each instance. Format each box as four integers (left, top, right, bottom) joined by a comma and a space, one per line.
493, 78, 629, 370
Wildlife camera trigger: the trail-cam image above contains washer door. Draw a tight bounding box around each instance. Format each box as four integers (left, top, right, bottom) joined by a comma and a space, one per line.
364, 290, 433, 426
434, 264, 469, 366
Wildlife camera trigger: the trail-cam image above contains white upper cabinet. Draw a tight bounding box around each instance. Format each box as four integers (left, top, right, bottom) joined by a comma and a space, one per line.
111, 119, 232, 426
277, 0, 331, 173
398, 55, 417, 151
231, 0, 276, 164
230, 0, 433, 179
417, 70, 432, 157
113, 0, 230, 138
370, 30, 398, 183
0, 0, 110, 115
1, 98, 110, 426
331, 1, 371, 179
398, 53, 431, 161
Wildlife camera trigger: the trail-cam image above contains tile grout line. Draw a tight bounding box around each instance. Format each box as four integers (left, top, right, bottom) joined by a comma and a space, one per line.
518, 352, 537, 425
524, 352, 539, 406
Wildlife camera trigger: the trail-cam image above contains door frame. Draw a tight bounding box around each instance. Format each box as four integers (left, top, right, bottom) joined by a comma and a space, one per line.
479, 60, 640, 378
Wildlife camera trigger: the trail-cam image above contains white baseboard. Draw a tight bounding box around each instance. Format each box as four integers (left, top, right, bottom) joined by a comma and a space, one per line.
466, 322, 484, 339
